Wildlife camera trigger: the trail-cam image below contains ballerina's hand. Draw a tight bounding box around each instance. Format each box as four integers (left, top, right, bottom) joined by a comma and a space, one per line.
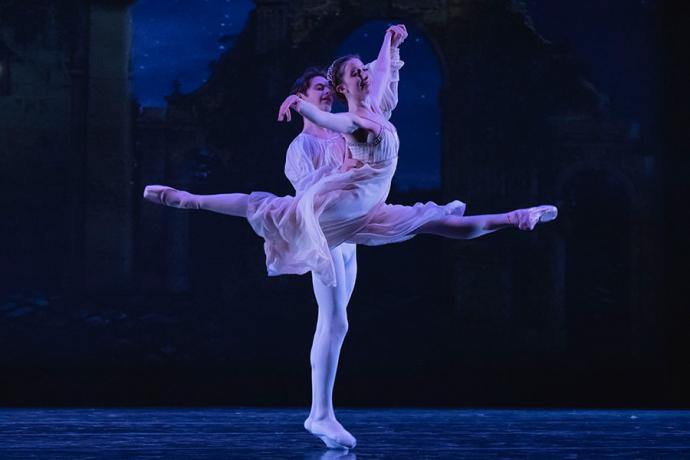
278, 94, 302, 122
388, 24, 408, 48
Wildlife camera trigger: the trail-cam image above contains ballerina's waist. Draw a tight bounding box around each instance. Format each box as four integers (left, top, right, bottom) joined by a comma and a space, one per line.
347, 148, 398, 165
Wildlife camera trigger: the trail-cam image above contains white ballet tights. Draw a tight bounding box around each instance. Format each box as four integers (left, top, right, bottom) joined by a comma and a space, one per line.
414, 212, 512, 239
142, 185, 249, 217
304, 243, 358, 449
414, 206, 556, 238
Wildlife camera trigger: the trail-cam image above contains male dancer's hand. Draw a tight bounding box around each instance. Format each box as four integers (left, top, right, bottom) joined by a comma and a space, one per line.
278, 94, 302, 122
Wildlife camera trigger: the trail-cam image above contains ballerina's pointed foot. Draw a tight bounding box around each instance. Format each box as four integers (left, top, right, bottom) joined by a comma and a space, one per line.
509, 205, 558, 231
306, 417, 356, 450
143, 184, 200, 209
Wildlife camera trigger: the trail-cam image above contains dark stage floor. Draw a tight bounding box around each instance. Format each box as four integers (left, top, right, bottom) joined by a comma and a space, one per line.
1, 408, 689, 459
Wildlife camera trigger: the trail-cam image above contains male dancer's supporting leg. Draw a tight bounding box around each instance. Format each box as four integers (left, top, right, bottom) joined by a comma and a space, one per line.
146, 184, 359, 449
341, 244, 357, 302
304, 244, 358, 449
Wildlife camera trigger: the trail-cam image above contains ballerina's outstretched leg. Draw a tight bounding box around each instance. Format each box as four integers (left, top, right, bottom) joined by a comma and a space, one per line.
143, 185, 248, 217
414, 205, 557, 239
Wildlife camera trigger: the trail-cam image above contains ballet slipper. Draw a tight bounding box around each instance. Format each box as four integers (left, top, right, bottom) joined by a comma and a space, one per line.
307, 418, 356, 450
143, 185, 200, 210
508, 205, 558, 231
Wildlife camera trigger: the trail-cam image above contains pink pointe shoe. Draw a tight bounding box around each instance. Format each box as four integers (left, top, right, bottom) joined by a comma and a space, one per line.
508, 205, 558, 231
143, 185, 200, 209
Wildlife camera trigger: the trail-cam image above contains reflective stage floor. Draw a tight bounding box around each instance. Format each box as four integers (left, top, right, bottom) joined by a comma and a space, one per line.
1, 408, 689, 459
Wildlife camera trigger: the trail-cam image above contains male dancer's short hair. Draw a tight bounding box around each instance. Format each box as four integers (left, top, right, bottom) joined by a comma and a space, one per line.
289, 67, 328, 96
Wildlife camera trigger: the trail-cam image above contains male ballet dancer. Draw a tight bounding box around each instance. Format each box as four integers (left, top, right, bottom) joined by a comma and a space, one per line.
285, 25, 407, 449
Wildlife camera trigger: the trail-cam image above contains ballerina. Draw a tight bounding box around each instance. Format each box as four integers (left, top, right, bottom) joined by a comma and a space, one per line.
143, 25, 557, 450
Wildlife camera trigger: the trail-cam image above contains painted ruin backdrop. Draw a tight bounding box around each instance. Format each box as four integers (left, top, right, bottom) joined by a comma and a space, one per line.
1, 0, 687, 407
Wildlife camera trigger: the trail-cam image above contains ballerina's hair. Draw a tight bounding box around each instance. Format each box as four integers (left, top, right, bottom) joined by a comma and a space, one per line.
289, 67, 327, 96
326, 54, 360, 103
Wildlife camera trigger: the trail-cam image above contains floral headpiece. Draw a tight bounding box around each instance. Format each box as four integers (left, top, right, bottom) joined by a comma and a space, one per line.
326, 63, 337, 87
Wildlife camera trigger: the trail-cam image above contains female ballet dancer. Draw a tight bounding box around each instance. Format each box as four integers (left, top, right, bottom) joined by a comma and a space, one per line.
143, 25, 557, 450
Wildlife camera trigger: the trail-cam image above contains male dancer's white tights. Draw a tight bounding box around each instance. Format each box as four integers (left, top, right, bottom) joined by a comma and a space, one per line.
307, 244, 357, 424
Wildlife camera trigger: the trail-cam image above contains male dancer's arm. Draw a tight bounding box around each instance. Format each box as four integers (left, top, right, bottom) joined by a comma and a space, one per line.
284, 136, 317, 192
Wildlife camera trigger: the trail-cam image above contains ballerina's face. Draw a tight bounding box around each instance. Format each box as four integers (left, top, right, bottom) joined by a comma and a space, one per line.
300, 75, 333, 112
337, 58, 370, 101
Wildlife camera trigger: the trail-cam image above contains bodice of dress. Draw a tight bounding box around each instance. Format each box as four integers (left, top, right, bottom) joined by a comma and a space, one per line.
346, 119, 399, 165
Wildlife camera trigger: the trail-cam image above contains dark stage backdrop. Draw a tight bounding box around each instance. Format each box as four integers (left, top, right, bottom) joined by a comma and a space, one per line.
1, 0, 688, 408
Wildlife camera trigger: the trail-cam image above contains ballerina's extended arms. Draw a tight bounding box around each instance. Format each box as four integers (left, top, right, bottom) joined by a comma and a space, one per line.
278, 95, 361, 134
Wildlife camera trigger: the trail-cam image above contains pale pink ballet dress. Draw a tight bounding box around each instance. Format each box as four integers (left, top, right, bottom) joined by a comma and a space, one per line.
247, 118, 466, 287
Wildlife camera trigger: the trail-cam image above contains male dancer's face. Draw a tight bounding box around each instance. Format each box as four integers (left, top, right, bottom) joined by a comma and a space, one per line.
299, 75, 334, 112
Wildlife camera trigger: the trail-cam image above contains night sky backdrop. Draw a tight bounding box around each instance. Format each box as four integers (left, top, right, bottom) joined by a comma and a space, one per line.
131, 0, 656, 190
